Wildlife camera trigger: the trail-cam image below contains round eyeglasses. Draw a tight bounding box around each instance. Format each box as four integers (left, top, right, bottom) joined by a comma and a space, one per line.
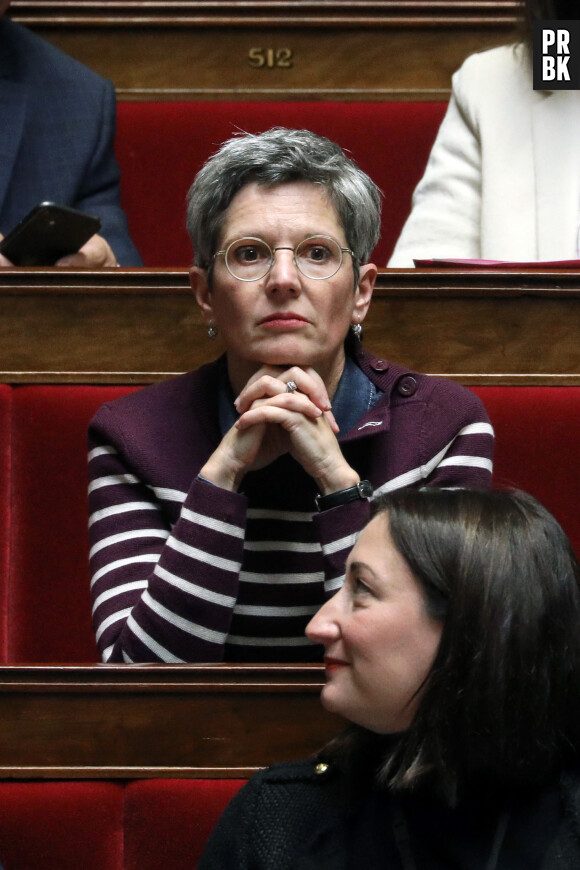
214, 235, 355, 282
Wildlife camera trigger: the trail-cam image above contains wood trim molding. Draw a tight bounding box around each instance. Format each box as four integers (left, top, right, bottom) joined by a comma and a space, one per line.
24, 19, 519, 101
0, 664, 340, 778
1, 267, 580, 385
10, 0, 523, 27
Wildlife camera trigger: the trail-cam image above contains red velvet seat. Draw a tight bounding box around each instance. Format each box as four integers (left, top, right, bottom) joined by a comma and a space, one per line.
0, 779, 244, 869
116, 101, 447, 267
0, 781, 124, 870
473, 386, 580, 556
0, 384, 11, 661
124, 779, 245, 870
3, 383, 580, 663
7, 385, 136, 663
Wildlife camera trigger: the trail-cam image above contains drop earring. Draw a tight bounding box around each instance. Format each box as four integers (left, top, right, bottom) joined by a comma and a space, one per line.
207, 323, 218, 339
351, 320, 362, 340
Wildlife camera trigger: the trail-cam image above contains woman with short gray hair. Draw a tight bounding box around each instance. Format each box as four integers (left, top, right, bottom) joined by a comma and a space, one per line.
88, 127, 493, 664
187, 127, 381, 278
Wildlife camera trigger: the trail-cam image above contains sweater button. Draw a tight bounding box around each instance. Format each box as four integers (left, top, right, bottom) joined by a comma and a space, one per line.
396, 375, 418, 397
371, 359, 389, 372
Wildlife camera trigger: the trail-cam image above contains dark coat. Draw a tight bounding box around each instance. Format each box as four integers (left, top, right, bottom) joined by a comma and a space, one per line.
0, 18, 142, 265
198, 758, 580, 870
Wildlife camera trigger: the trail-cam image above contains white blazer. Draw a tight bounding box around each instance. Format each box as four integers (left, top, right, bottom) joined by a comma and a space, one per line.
388, 44, 580, 266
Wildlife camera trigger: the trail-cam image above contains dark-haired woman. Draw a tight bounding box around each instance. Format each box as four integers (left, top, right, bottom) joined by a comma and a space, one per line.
389, 0, 580, 266
200, 488, 580, 868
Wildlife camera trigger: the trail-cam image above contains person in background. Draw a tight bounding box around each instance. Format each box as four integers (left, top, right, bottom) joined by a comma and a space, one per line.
88, 128, 493, 664
388, 0, 580, 266
200, 488, 580, 869
0, 0, 142, 267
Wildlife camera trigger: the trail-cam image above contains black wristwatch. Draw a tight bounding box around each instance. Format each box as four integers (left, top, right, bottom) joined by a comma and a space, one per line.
315, 480, 373, 512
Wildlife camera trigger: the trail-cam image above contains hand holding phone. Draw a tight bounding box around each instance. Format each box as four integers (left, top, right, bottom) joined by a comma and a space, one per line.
0, 202, 102, 266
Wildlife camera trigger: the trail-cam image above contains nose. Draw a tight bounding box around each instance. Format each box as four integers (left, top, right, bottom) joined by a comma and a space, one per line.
305, 593, 341, 646
264, 247, 302, 295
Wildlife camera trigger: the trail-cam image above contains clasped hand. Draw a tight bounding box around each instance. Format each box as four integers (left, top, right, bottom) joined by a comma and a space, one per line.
200, 365, 360, 495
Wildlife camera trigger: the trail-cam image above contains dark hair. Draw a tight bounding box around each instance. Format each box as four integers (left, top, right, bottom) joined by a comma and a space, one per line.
322, 488, 580, 804
525, 0, 579, 20
523, 0, 579, 45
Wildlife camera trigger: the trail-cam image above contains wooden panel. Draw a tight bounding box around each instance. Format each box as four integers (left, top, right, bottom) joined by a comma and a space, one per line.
12, 0, 522, 99
0, 270, 204, 383
0, 664, 341, 778
370, 270, 580, 384
11, 1, 523, 27
23, 25, 516, 99
0, 268, 579, 385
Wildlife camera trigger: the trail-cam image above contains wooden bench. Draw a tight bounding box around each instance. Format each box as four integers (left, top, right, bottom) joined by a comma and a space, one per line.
2, 270, 580, 662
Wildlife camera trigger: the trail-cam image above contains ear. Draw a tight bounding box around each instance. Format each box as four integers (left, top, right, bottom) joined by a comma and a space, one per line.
190, 266, 214, 325
353, 262, 377, 324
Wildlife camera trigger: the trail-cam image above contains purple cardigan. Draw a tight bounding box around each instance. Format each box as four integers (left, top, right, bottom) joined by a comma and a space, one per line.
88, 348, 494, 663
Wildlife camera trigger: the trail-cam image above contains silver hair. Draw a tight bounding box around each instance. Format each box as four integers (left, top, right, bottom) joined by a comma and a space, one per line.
186, 127, 382, 273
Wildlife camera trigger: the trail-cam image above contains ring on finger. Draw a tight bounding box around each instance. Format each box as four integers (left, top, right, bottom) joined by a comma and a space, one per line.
286, 380, 298, 394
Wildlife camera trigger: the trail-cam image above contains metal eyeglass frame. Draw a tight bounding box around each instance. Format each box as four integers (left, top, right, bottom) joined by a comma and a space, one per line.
213, 234, 355, 282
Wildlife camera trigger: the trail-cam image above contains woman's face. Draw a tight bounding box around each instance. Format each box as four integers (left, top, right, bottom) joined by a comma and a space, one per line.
306, 514, 442, 733
191, 181, 376, 391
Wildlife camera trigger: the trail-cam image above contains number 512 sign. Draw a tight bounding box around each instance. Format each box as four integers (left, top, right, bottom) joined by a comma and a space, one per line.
248, 48, 294, 68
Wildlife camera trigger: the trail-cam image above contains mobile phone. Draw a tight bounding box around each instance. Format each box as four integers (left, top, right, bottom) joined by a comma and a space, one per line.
0, 202, 102, 266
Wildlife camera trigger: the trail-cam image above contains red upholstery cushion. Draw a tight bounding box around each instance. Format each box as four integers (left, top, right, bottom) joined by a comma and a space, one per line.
473, 386, 580, 555
0, 384, 11, 662
0, 781, 123, 870
116, 101, 447, 267
8, 385, 137, 662
6, 383, 580, 663
124, 778, 245, 869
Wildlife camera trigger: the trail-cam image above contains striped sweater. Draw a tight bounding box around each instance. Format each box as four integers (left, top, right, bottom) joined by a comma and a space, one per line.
88, 348, 494, 663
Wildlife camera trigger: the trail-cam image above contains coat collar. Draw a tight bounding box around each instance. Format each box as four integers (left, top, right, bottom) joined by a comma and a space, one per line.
338, 344, 421, 444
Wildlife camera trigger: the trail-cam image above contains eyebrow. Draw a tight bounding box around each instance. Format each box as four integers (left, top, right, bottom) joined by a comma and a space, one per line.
347, 560, 377, 578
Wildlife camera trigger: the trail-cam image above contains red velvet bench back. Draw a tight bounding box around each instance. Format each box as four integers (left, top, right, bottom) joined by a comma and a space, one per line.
0, 385, 580, 663
0, 779, 244, 870
5, 386, 137, 663
1, 383, 579, 663
0, 384, 10, 657
475, 386, 580, 548
115, 101, 448, 267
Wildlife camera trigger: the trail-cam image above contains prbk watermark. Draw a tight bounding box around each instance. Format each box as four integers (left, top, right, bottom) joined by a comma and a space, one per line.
533, 21, 580, 88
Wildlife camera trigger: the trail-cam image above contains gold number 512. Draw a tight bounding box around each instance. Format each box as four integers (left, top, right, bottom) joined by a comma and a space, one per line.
248, 48, 294, 68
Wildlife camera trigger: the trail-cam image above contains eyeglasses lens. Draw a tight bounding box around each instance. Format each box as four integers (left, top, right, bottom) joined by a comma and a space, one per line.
226, 240, 271, 281
225, 237, 343, 281
296, 238, 342, 279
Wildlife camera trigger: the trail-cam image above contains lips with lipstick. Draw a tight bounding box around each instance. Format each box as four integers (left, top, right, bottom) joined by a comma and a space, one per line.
324, 657, 349, 673
259, 312, 309, 328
